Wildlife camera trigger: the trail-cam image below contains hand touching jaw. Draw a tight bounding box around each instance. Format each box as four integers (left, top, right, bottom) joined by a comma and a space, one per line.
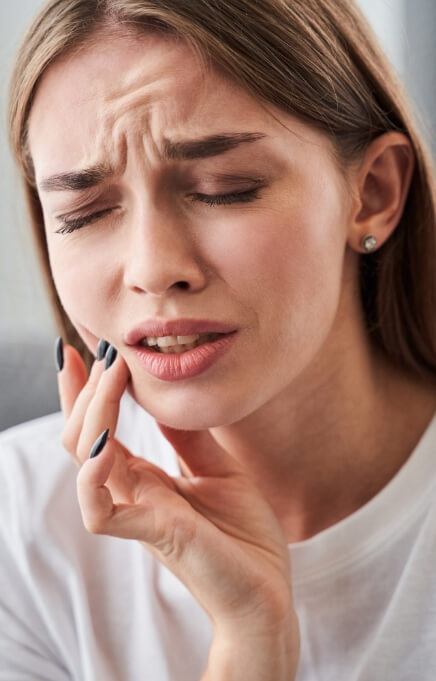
55, 338, 300, 679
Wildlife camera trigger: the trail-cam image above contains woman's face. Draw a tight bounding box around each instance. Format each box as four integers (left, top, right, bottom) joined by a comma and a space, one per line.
28, 31, 357, 429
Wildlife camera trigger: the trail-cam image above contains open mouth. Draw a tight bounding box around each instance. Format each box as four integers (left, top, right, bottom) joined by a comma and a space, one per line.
138, 332, 230, 354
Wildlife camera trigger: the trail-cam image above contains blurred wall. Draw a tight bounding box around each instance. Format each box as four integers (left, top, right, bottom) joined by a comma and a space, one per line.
0, 1, 56, 346
0, 0, 435, 429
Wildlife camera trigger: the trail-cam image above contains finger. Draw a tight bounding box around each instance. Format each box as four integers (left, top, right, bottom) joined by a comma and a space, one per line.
156, 423, 248, 479
77, 435, 187, 545
56, 342, 89, 417
59, 352, 107, 460
56, 338, 110, 418
76, 347, 130, 464
76, 434, 119, 534
78, 434, 291, 628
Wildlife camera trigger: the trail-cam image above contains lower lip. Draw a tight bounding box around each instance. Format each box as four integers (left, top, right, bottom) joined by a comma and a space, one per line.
130, 332, 238, 381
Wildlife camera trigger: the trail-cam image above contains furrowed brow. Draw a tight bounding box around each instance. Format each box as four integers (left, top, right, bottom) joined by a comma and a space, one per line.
38, 163, 114, 193
38, 132, 267, 192
162, 132, 267, 161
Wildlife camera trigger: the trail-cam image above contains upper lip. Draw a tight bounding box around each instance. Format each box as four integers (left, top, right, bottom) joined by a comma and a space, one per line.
124, 318, 239, 345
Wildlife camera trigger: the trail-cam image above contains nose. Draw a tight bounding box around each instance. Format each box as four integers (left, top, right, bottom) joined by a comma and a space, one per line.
122, 206, 208, 297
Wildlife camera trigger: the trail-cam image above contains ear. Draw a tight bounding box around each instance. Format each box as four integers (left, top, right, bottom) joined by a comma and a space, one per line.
347, 132, 415, 253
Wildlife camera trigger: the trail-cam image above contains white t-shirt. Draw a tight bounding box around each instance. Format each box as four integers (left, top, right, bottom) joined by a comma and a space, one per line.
1, 390, 435, 681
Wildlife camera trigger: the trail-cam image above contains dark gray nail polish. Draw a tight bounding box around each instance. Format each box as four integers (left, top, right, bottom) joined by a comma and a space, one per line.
105, 345, 117, 370
89, 428, 110, 458
54, 336, 64, 372
96, 338, 110, 361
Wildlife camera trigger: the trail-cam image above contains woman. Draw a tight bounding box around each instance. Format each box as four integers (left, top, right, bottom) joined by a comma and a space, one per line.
1, 0, 436, 679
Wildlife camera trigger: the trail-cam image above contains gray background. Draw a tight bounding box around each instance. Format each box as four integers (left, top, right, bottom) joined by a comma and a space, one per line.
1, 0, 435, 431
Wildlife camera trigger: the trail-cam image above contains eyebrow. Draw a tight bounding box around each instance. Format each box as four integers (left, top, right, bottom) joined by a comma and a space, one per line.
38, 131, 268, 193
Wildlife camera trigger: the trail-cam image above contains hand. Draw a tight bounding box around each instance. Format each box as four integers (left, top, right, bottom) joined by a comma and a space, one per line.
57, 341, 300, 663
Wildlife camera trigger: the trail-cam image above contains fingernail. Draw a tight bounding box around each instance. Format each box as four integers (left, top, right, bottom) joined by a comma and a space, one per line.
89, 428, 110, 458
105, 345, 118, 370
54, 336, 64, 372
96, 338, 110, 361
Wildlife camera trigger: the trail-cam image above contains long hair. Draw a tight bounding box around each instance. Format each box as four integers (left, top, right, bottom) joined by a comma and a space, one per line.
7, 0, 436, 379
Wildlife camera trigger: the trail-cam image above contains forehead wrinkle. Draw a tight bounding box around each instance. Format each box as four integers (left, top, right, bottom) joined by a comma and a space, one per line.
98, 75, 187, 172
98, 86, 209, 173
67, 43, 216, 176
84, 115, 127, 181
94, 95, 154, 179
100, 51, 212, 132
105, 51, 177, 98
104, 75, 175, 116
99, 102, 162, 178
101, 37, 206, 106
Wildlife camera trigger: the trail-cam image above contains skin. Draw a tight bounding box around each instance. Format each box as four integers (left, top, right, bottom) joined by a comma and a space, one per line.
28, 29, 436, 545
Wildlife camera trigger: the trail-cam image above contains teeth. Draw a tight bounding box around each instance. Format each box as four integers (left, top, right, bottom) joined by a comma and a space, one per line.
140, 333, 222, 352
144, 334, 202, 347
158, 341, 198, 354
157, 335, 178, 348
177, 335, 201, 344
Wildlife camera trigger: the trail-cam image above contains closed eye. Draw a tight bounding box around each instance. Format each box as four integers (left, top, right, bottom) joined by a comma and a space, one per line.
54, 187, 263, 235
190, 188, 262, 207
54, 207, 116, 235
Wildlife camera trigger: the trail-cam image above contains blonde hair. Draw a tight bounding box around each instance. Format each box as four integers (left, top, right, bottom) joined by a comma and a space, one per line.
7, 0, 436, 378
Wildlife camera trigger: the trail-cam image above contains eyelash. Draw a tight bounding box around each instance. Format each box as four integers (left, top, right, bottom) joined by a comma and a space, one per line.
54, 188, 262, 235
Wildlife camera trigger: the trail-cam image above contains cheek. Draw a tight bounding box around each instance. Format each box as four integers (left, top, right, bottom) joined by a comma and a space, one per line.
209, 209, 344, 339
48, 237, 117, 329
225, 207, 346, 408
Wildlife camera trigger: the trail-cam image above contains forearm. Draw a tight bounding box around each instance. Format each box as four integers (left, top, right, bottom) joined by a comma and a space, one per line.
201, 613, 300, 681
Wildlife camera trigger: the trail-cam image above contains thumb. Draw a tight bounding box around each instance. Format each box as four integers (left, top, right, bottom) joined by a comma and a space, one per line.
156, 422, 247, 479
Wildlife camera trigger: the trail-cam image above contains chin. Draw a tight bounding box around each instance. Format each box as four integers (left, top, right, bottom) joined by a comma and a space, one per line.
126, 378, 243, 430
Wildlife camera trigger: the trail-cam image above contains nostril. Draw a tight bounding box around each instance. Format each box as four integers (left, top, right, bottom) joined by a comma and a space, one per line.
176, 281, 189, 290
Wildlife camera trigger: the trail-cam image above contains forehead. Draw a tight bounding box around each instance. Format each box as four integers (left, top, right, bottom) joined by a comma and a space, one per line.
28, 32, 275, 173
27, 29, 333, 188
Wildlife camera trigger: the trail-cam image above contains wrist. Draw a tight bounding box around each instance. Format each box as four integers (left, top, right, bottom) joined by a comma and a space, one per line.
201, 612, 300, 681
